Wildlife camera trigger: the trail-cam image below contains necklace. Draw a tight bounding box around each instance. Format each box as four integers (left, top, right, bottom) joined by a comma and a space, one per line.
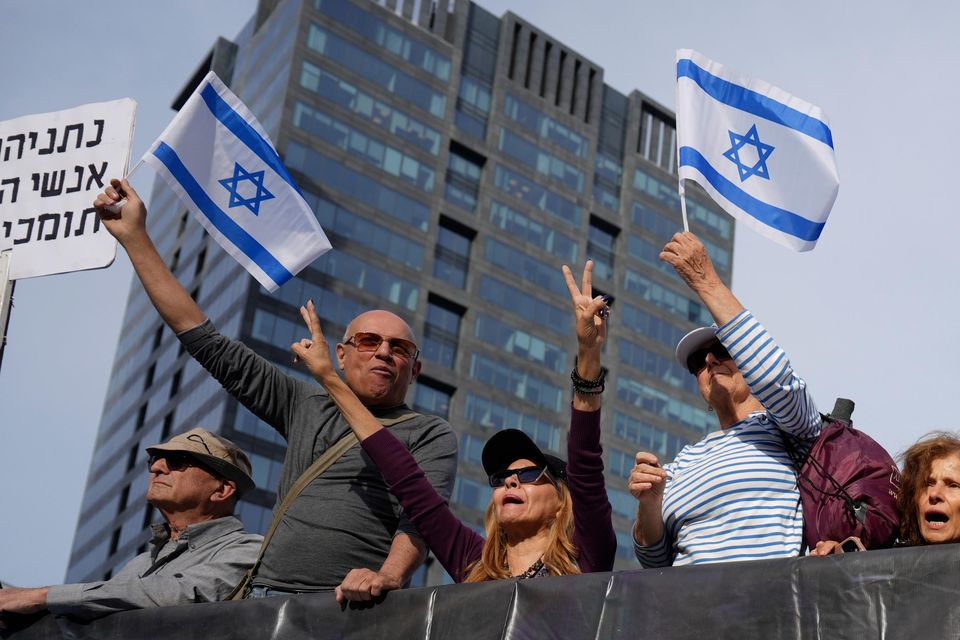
515, 557, 547, 579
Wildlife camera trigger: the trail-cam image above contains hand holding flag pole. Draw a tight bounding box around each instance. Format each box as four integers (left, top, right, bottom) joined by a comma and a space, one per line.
104, 157, 145, 213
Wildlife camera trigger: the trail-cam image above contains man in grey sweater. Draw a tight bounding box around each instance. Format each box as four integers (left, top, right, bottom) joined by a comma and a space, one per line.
0, 428, 261, 627
91, 179, 458, 602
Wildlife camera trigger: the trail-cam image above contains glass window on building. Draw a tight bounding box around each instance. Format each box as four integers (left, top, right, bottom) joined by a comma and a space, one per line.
456, 77, 492, 139
638, 104, 677, 175
593, 152, 622, 212
493, 165, 582, 226
498, 129, 585, 193
445, 143, 485, 212
421, 295, 465, 369
306, 25, 446, 118
587, 216, 619, 280
313, 0, 451, 80
452, 476, 492, 512
484, 237, 567, 296
489, 200, 577, 263
299, 62, 441, 155
474, 313, 566, 373
455, 3, 500, 138
286, 142, 430, 232
459, 432, 486, 467
412, 376, 455, 420
433, 217, 475, 288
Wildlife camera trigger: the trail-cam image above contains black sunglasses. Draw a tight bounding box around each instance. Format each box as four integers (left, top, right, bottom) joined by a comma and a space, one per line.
488, 465, 553, 488
148, 452, 202, 473
686, 342, 733, 375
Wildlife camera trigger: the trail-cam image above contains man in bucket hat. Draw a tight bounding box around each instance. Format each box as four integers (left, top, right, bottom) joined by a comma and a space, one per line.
0, 429, 262, 627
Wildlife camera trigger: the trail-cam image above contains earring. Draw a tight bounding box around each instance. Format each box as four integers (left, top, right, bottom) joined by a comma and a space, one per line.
707, 405, 714, 413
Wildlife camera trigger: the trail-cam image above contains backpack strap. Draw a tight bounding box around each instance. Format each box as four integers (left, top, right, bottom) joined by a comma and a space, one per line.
228, 411, 421, 599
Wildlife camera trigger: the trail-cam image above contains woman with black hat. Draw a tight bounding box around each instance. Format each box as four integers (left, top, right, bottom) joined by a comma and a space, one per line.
291, 262, 615, 583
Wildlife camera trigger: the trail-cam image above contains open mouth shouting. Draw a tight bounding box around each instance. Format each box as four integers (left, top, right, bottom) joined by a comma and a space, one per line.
924, 509, 950, 529
501, 492, 525, 507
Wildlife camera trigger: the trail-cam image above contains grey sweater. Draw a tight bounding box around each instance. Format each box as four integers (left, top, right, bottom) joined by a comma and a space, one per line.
179, 320, 458, 591
46, 516, 260, 618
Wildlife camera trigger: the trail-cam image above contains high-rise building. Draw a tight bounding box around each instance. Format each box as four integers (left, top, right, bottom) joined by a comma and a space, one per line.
66, 0, 734, 586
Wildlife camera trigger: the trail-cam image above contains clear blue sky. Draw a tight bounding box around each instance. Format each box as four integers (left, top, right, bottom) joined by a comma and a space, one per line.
2, 0, 958, 587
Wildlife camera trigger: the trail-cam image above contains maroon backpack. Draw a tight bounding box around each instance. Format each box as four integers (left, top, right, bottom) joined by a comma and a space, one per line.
783, 399, 902, 550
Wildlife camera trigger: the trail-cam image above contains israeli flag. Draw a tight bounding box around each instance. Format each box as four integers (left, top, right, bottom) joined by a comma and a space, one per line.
143, 71, 331, 291
676, 50, 839, 251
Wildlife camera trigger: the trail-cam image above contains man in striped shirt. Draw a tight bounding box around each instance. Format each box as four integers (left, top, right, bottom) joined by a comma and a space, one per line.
631, 232, 821, 567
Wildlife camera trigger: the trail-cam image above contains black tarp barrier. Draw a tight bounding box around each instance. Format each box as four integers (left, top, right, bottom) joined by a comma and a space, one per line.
6, 544, 960, 639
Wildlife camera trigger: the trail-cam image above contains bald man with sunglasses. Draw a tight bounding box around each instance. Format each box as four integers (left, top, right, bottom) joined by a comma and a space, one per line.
630, 232, 821, 568
92, 180, 457, 602
0, 429, 261, 628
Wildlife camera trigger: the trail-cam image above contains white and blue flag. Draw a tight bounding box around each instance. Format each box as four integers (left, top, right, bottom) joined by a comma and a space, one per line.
143, 71, 331, 291
676, 50, 839, 252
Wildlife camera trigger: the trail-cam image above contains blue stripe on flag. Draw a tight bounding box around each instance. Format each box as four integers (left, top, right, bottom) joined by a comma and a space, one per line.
199, 83, 303, 195
152, 141, 294, 287
677, 58, 833, 149
679, 146, 825, 242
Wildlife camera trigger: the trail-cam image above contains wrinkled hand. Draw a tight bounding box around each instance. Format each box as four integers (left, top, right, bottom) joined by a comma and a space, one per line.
561, 260, 608, 352
291, 300, 337, 383
659, 232, 721, 294
334, 568, 401, 604
809, 540, 844, 557
0, 587, 48, 629
628, 452, 667, 507
93, 178, 148, 245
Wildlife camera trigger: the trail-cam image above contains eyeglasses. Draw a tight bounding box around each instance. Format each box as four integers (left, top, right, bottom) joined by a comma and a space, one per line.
344, 332, 420, 359
686, 342, 733, 375
148, 452, 200, 472
488, 465, 553, 488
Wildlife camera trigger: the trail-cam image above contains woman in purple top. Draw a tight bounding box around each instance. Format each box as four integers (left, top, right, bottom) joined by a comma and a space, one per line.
291, 262, 615, 582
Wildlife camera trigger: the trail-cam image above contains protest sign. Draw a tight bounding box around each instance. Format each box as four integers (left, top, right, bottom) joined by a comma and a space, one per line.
0, 99, 136, 279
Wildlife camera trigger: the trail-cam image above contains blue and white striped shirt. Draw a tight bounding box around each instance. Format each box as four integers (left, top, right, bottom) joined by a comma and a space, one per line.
635, 310, 820, 567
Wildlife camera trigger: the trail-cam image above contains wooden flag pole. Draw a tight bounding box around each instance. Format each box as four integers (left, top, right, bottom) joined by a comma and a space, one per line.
0, 250, 15, 375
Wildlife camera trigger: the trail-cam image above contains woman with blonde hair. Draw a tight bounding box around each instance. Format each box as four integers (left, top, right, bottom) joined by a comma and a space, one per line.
292, 262, 615, 582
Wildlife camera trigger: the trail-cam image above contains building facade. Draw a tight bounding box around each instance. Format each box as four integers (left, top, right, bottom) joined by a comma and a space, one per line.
66, 0, 734, 586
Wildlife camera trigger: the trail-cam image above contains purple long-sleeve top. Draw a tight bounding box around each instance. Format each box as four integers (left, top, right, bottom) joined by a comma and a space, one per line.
360, 406, 616, 582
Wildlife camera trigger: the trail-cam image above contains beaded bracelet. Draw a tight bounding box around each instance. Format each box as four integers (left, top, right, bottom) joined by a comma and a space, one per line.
571, 356, 608, 395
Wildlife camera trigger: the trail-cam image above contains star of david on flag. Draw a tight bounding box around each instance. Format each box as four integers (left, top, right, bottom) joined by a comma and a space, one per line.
219, 162, 275, 215
724, 124, 774, 181
141, 71, 331, 290
676, 50, 840, 251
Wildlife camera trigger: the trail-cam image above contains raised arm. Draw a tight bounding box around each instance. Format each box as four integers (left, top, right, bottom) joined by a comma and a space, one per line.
662, 232, 819, 437
659, 231, 743, 327
94, 178, 206, 333
561, 262, 616, 572
292, 302, 484, 583
95, 178, 304, 433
